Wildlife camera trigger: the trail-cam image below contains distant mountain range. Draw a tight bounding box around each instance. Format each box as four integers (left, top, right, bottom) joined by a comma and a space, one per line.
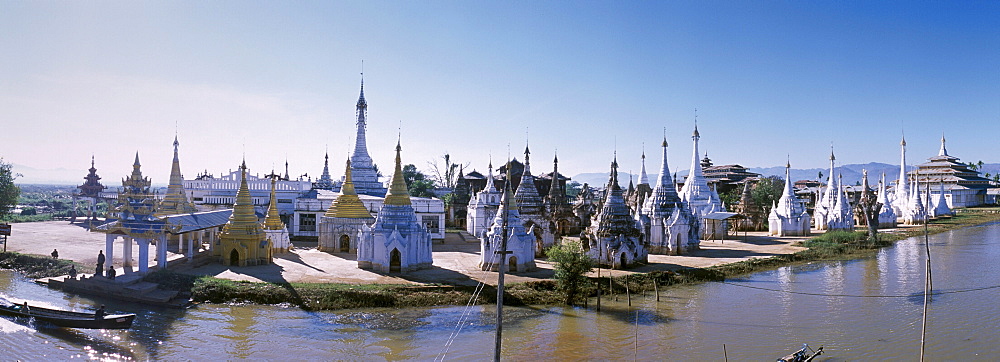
11, 164, 169, 187
572, 162, 1000, 188
13, 161, 1000, 188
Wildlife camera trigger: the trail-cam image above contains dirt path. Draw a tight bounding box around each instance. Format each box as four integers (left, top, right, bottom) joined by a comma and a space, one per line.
6, 221, 811, 286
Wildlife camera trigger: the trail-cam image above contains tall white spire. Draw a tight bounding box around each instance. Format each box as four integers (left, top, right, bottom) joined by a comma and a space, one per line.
639, 146, 649, 185
897, 134, 908, 204
679, 120, 721, 216
347, 75, 386, 196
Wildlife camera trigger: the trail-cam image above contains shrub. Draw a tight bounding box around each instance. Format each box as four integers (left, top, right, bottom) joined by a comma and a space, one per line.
546, 239, 594, 304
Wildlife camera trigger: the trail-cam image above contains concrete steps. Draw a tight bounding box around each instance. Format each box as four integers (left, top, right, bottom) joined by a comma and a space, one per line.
37, 270, 190, 308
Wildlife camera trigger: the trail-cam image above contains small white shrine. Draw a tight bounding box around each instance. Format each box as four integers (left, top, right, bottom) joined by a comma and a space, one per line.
357, 141, 433, 273
479, 186, 536, 272
638, 136, 699, 255
768, 161, 811, 236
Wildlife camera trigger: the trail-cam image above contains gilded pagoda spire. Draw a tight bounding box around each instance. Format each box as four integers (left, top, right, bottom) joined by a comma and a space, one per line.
222, 160, 264, 238
157, 134, 197, 216
264, 173, 285, 230
325, 158, 375, 219
384, 140, 412, 206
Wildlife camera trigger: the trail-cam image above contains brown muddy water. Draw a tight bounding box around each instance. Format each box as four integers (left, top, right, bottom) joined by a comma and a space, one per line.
2, 222, 999, 360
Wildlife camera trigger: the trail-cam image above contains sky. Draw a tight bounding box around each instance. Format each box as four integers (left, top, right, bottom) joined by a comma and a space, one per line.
2, 1, 999, 185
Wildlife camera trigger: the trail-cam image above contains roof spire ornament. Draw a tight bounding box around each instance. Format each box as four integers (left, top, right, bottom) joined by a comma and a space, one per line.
692, 108, 700, 140
939, 132, 948, 156
384, 137, 411, 206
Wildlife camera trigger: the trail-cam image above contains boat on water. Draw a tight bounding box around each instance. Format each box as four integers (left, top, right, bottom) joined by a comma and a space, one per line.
0, 298, 135, 329
777, 344, 823, 362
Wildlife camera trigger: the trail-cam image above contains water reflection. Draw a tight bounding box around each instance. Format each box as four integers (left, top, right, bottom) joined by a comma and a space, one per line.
6, 222, 1000, 359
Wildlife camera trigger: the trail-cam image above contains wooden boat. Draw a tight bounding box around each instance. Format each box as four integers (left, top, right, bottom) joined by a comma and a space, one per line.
0, 299, 135, 329
777, 344, 823, 362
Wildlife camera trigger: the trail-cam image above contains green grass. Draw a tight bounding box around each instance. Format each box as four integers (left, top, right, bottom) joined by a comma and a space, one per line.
0, 251, 83, 278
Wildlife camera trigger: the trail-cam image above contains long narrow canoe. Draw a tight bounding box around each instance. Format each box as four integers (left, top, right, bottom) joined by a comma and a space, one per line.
0, 301, 135, 329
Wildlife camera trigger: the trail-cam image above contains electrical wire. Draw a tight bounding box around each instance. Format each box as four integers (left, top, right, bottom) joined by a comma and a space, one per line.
436, 242, 499, 361
718, 280, 1000, 298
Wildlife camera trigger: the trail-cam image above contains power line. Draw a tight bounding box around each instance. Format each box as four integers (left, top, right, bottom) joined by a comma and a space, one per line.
718, 280, 1000, 298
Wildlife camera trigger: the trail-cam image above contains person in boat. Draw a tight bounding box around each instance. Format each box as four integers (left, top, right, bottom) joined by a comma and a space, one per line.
51, 249, 59, 259
107, 267, 116, 280
69, 265, 77, 279
94, 305, 106, 320
22, 301, 29, 313
96, 250, 105, 277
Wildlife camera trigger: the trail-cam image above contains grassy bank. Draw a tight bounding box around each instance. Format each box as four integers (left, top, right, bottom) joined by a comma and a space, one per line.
6, 208, 1000, 310
144, 207, 1000, 310
0, 251, 83, 278
142, 269, 564, 310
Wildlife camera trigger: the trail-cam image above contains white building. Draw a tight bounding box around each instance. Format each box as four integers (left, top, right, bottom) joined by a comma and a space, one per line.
768, 161, 811, 236
876, 173, 898, 228
638, 136, 699, 255
317, 159, 374, 253
479, 187, 536, 272
357, 141, 433, 273
825, 175, 855, 231
185, 169, 311, 222
584, 156, 647, 269
909, 135, 992, 209
513, 145, 555, 256
466, 162, 502, 238
679, 124, 725, 239
813, 147, 837, 230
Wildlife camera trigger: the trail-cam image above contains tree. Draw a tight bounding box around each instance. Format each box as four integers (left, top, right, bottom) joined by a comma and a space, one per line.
428, 153, 469, 189
565, 181, 583, 198
402, 164, 425, 186
401, 164, 436, 198
547, 239, 594, 305
751, 175, 784, 216
0, 159, 20, 219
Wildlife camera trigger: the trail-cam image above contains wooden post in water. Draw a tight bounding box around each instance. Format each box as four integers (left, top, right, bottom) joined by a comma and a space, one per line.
611, 271, 617, 302
596, 280, 601, 312
626, 274, 631, 307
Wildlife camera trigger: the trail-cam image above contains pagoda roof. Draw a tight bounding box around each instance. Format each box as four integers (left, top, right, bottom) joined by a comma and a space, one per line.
463, 170, 486, 180
162, 209, 234, 234
537, 171, 570, 181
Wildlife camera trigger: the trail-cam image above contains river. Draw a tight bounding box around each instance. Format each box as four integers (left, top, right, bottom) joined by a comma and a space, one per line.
3, 222, 1000, 360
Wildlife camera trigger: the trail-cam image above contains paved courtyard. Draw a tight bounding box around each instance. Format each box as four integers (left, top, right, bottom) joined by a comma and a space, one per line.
5, 220, 810, 286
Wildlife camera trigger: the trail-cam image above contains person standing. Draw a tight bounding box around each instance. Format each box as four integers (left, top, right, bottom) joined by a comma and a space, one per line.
51, 249, 59, 259
68, 265, 77, 279
96, 250, 105, 277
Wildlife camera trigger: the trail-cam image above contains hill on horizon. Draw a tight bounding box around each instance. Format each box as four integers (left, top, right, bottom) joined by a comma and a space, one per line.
571, 162, 1000, 188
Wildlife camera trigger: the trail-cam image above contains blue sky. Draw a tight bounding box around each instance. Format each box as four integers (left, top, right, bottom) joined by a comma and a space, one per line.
2, 1, 998, 185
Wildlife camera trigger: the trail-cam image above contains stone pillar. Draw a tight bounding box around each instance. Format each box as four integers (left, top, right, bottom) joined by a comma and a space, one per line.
157, 234, 168, 270
178, 233, 184, 256
123, 236, 133, 268
104, 234, 115, 269
137, 238, 150, 274
187, 233, 194, 261
209, 228, 217, 255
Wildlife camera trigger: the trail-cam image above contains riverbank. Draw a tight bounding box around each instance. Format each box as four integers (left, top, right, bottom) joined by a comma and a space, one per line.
139, 207, 1000, 310
0, 251, 83, 278
6, 208, 1000, 310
